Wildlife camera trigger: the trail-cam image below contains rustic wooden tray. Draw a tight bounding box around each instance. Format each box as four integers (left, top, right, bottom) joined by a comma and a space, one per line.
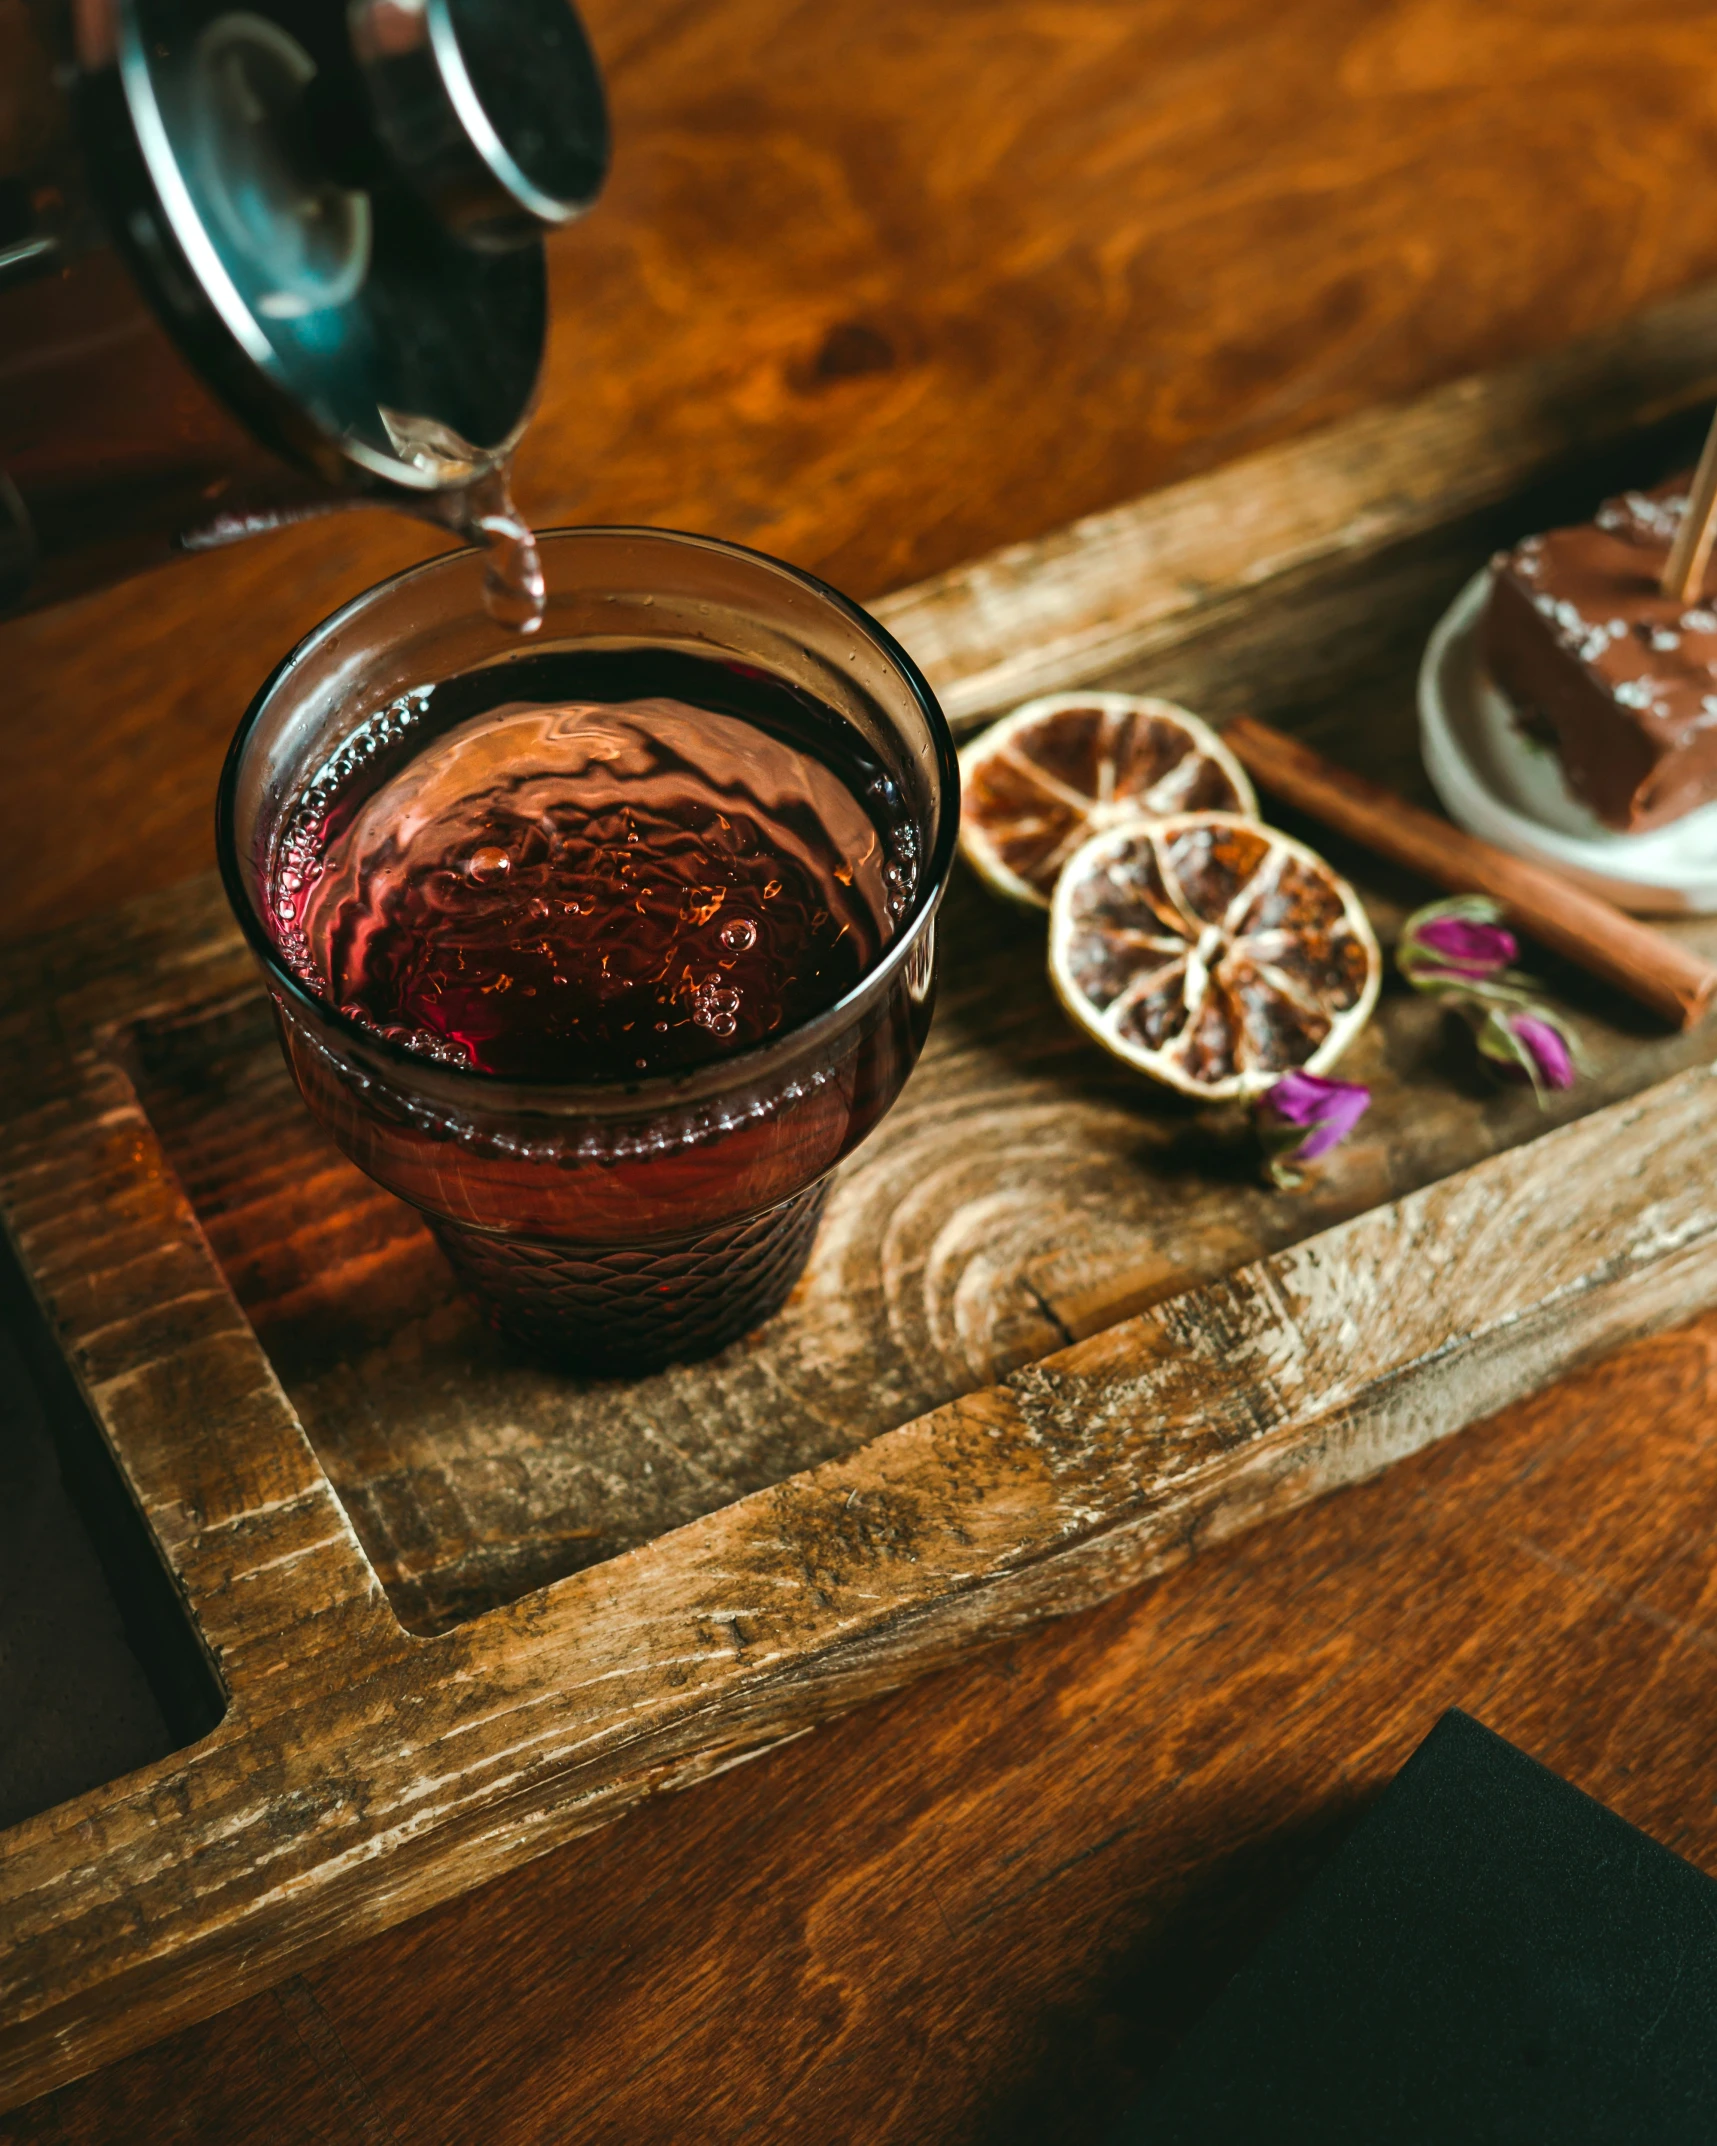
10, 285, 1717, 2111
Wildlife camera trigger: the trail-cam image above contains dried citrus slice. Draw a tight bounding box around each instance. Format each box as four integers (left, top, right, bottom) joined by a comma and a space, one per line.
959, 692, 1257, 907
1048, 812, 1381, 1100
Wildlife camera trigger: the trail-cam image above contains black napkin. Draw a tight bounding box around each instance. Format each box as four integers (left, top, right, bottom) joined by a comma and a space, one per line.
1110, 1709, 1717, 2144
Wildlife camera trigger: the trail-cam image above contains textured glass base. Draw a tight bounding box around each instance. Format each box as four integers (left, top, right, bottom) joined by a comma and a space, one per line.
429, 1182, 831, 1373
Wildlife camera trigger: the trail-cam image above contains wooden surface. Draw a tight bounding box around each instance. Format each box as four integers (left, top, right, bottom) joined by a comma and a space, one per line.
103, 291, 1717, 1645
124, 844, 1713, 1641
10, 0, 1717, 2136
12, 1304, 1717, 2145
18, 319, 1717, 2104
6, 0, 1717, 939
875, 281, 1717, 734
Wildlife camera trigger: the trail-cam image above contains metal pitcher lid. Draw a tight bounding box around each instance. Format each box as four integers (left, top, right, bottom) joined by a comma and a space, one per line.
102, 0, 608, 492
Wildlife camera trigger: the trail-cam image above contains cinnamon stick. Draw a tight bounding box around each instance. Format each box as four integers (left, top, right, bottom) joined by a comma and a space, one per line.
1224, 716, 1717, 1031
1661, 406, 1717, 605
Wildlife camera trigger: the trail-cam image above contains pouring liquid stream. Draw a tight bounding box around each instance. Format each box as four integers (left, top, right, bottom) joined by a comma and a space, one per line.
433, 461, 548, 634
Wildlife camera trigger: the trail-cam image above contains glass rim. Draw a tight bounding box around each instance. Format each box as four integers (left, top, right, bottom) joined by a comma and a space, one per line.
216, 523, 960, 1109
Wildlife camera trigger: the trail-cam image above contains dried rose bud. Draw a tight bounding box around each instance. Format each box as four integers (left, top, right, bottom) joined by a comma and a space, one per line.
1398, 896, 1518, 986
1255, 1070, 1372, 1188
1397, 894, 1583, 1107
1477, 1005, 1579, 1098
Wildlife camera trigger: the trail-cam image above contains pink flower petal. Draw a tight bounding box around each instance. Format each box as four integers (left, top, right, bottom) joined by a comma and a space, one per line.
1510, 1013, 1574, 1090
1261, 1072, 1371, 1158
1412, 916, 1517, 972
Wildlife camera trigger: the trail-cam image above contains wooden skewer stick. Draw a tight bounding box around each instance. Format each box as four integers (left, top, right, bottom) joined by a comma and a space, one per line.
1660, 404, 1717, 604
1223, 716, 1717, 1031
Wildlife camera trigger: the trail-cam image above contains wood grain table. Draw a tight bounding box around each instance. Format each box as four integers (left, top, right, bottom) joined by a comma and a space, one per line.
8, 0, 1717, 2137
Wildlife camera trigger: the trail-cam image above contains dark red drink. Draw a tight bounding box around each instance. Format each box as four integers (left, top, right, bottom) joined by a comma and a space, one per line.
275, 648, 912, 1084
221, 530, 957, 1372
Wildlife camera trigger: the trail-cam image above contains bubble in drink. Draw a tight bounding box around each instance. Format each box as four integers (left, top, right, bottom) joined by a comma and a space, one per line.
720, 917, 758, 953
469, 845, 512, 882
690, 978, 743, 1035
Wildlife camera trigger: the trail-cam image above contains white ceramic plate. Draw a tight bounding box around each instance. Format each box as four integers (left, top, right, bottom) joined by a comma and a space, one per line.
1417, 568, 1717, 915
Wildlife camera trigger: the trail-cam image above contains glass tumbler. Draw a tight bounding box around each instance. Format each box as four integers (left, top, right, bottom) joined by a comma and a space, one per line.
217, 527, 958, 1373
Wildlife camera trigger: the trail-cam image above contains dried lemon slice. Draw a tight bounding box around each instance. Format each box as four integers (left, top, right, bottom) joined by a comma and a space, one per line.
959, 692, 1257, 907
1049, 813, 1381, 1100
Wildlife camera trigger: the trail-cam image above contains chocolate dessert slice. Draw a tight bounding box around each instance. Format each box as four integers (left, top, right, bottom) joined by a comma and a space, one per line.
1482, 476, 1717, 831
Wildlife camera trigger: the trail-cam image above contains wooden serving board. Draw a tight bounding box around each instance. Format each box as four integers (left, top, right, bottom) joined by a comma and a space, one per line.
10, 285, 1717, 2111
